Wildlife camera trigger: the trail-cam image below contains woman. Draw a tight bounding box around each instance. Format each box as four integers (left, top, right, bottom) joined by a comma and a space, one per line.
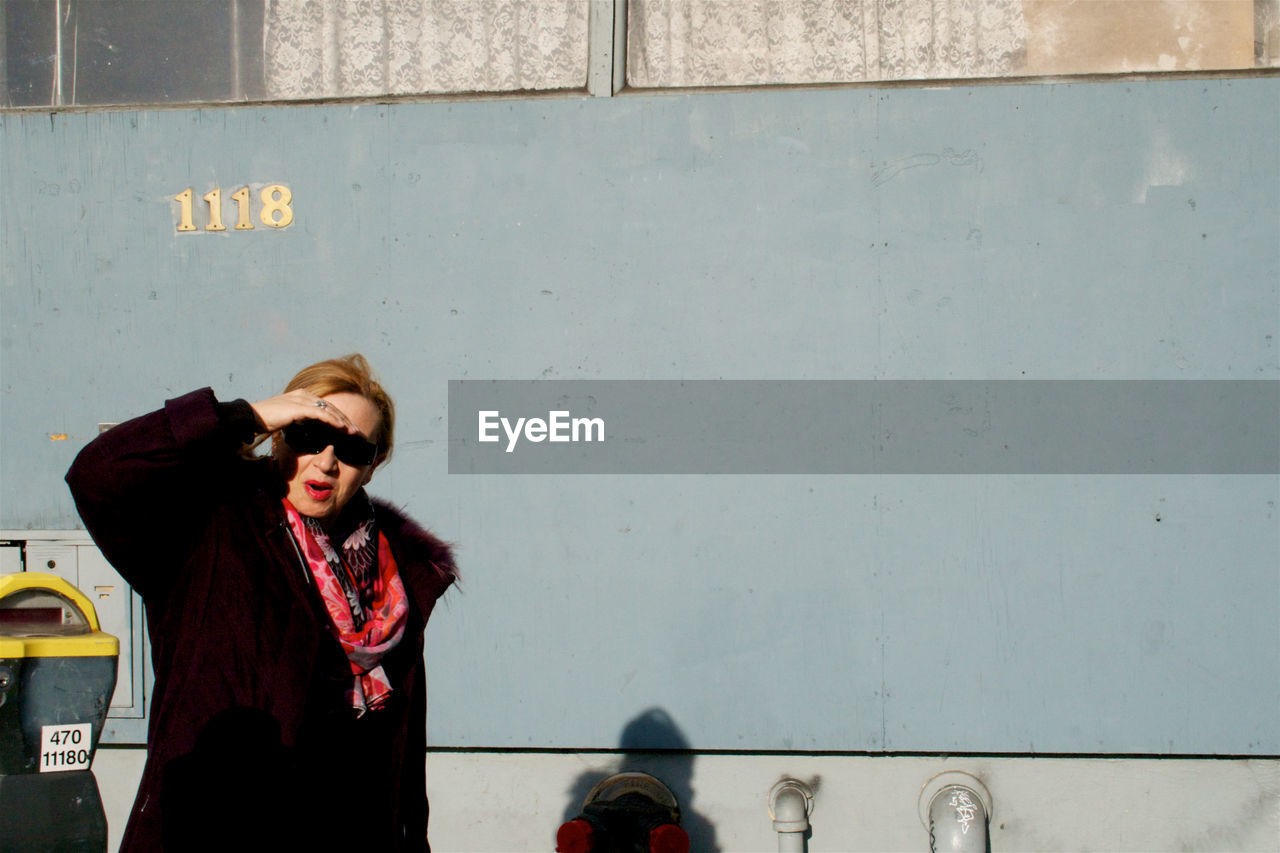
66, 354, 456, 852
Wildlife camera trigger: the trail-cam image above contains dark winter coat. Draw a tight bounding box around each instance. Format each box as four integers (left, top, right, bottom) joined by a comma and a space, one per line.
65, 388, 456, 853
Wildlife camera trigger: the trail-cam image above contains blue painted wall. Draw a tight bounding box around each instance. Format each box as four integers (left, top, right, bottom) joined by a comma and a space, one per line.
2, 79, 1276, 753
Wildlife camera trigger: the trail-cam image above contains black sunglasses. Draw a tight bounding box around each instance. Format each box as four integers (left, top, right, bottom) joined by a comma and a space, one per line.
282, 421, 379, 466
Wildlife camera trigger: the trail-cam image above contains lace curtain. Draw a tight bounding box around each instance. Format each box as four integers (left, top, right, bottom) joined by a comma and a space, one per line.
264, 0, 589, 99
262, 0, 1027, 97
628, 0, 1028, 87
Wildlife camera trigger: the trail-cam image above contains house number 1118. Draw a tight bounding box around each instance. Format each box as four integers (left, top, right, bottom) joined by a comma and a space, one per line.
173, 185, 294, 232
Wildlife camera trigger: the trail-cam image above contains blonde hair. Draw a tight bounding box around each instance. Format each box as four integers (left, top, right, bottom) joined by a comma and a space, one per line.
283, 353, 395, 465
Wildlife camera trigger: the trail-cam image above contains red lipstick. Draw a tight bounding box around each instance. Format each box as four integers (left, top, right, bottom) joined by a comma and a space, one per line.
304, 481, 333, 501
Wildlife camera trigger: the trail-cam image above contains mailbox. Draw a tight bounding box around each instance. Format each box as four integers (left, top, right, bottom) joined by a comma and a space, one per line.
0, 572, 119, 852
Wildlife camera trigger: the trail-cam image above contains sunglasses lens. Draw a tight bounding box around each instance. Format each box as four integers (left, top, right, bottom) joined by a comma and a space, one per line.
283, 423, 326, 454
339, 436, 378, 466
284, 423, 377, 466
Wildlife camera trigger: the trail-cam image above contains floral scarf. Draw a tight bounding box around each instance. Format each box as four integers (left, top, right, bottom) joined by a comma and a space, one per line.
282, 494, 408, 716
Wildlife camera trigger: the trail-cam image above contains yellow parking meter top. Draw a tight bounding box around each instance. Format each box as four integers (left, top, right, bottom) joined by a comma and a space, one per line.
0, 573, 118, 658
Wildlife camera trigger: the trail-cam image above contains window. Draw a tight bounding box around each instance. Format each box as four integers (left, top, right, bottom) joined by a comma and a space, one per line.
3, 0, 1276, 108
262, 0, 588, 99
3, 0, 265, 106
2, 0, 589, 107
627, 0, 1278, 88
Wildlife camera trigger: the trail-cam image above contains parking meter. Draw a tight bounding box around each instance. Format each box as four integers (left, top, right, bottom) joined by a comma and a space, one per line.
0, 572, 119, 853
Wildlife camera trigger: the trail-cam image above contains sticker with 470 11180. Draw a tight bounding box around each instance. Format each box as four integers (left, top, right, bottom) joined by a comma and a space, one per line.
39, 723, 92, 772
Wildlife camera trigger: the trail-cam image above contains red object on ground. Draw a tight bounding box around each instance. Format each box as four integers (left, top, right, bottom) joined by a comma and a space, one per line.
649, 823, 690, 853
556, 819, 595, 853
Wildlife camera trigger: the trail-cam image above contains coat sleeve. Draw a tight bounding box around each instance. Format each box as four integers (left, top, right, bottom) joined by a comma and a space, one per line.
65, 387, 262, 599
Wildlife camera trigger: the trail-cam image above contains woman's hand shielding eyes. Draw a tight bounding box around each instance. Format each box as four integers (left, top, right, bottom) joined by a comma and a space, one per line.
249, 390, 362, 435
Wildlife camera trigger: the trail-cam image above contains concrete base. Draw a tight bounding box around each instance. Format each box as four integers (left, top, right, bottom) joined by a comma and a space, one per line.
92, 749, 1279, 852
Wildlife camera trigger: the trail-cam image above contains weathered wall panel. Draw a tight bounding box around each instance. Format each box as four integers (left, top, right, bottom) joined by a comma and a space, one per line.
2, 79, 1276, 754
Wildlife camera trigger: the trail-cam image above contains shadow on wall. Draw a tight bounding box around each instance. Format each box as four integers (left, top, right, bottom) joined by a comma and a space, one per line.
562, 707, 720, 852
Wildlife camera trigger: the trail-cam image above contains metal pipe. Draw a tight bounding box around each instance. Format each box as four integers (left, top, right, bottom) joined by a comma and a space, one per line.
928, 785, 987, 852
768, 779, 813, 853
918, 771, 992, 853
